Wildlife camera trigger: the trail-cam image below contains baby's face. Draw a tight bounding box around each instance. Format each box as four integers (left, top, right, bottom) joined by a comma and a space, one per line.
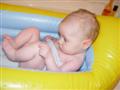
58, 18, 86, 55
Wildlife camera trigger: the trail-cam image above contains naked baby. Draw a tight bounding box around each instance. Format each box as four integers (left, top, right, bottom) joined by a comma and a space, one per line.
2, 9, 99, 72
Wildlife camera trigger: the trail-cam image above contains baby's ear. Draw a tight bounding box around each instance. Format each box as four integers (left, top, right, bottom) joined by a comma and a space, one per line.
82, 39, 92, 50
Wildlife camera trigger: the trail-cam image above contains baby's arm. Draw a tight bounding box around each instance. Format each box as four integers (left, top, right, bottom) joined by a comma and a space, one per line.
39, 42, 83, 72
39, 40, 82, 72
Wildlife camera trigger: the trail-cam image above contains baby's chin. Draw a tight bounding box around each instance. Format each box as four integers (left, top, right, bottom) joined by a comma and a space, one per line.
59, 47, 78, 55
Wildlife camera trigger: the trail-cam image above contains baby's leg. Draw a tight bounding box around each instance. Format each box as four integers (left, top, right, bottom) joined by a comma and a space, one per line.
2, 38, 39, 62
15, 28, 40, 47
3, 28, 40, 49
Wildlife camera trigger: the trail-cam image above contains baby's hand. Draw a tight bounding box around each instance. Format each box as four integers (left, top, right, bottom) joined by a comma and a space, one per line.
44, 35, 53, 41
39, 42, 50, 58
45, 35, 58, 44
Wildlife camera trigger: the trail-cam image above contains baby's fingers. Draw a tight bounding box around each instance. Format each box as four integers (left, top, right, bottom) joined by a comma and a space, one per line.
39, 47, 48, 58
45, 35, 52, 41
39, 43, 50, 57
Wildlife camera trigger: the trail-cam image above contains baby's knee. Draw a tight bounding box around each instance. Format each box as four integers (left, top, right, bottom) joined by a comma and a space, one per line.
26, 27, 40, 35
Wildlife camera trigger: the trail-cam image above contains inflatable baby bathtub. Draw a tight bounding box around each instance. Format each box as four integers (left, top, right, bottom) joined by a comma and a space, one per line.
0, 3, 120, 90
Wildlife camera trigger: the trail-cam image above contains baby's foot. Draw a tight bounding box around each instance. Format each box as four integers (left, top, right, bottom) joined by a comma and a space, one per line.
2, 39, 15, 61
2, 38, 12, 53
3, 34, 16, 48
3, 34, 14, 43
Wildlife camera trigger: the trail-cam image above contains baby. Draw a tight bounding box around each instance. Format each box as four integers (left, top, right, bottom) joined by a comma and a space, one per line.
2, 9, 99, 72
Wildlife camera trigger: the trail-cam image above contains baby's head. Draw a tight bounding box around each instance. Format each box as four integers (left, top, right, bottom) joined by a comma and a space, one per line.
58, 9, 100, 55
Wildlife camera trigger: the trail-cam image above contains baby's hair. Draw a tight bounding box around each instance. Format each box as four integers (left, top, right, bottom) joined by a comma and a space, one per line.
64, 9, 100, 42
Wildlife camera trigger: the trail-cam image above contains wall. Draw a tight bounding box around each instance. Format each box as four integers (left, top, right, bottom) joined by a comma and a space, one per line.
1, 0, 120, 17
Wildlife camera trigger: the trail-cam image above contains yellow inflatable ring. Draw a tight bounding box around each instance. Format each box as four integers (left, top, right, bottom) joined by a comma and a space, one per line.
0, 3, 120, 90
